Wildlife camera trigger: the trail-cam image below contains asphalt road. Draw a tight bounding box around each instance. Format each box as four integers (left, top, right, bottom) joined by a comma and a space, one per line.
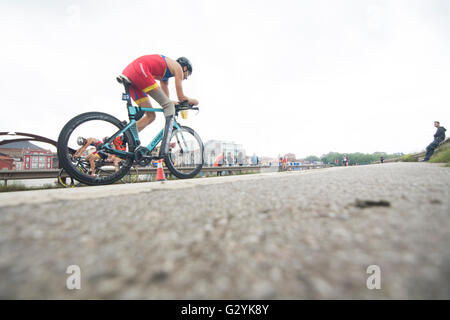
0, 162, 449, 299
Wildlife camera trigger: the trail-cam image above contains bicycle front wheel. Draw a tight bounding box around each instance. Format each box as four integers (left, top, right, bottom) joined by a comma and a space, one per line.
165, 126, 204, 179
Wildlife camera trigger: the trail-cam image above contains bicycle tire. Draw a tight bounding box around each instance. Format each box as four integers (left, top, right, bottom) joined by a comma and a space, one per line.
165, 126, 204, 179
57, 112, 136, 186
121, 166, 139, 183
57, 168, 81, 188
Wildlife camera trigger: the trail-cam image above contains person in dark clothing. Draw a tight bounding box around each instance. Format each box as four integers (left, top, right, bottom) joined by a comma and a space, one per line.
342, 155, 349, 167
423, 121, 446, 161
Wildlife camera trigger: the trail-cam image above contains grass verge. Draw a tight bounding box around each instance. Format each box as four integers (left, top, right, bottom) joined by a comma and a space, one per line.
429, 142, 450, 166
400, 154, 419, 162
0, 182, 61, 193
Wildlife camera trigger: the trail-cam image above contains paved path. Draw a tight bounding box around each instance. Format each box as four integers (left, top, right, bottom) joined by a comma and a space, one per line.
0, 163, 449, 299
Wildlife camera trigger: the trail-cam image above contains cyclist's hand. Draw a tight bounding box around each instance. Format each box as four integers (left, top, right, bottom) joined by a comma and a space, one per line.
189, 98, 199, 106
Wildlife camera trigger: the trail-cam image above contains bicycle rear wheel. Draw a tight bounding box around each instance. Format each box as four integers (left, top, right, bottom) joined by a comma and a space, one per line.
57, 168, 81, 188
165, 126, 204, 179
57, 112, 136, 186
121, 165, 139, 183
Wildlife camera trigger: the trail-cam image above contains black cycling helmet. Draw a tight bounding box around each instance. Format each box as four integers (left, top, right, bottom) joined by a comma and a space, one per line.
77, 136, 87, 146
176, 57, 192, 74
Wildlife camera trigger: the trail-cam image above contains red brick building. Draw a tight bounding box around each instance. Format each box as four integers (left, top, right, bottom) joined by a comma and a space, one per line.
0, 152, 14, 170
0, 141, 53, 170
284, 153, 296, 161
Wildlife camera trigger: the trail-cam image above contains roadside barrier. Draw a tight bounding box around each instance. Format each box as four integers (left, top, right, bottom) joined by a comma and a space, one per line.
0, 164, 329, 185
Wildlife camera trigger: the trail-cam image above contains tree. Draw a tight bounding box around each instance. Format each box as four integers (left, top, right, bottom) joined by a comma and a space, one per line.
304, 155, 320, 162
319, 151, 405, 166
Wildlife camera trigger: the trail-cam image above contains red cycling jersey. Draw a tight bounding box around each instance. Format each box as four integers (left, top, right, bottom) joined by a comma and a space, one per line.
122, 54, 172, 105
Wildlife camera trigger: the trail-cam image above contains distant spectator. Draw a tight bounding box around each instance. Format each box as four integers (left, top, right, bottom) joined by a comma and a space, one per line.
423, 121, 446, 161
216, 152, 225, 176
237, 152, 244, 166
227, 152, 233, 175
282, 157, 288, 171
226, 152, 233, 166
251, 154, 257, 166
342, 155, 349, 167
380, 156, 385, 164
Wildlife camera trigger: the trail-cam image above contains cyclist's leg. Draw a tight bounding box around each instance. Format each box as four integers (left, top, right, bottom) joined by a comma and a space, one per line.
129, 84, 156, 131
128, 84, 156, 132
112, 155, 122, 172
134, 87, 175, 156
146, 88, 176, 156
136, 100, 156, 132
86, 153, 99, 176
136, 88, 175, 131
147, 88, 175, 117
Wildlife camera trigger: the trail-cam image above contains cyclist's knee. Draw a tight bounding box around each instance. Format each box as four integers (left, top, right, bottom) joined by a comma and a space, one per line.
148, 88, 175, 117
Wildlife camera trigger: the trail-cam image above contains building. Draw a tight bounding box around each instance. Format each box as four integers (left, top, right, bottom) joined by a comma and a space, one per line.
203, 140, 246, 166
0, 141, 54, 170
284, 153, 296, 161
258, 156, 276, 166
169, 139, 203, 167
0, 152, 14, 170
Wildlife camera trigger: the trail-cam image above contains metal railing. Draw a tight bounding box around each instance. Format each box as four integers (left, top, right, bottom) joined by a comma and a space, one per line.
0, 164, 328, 184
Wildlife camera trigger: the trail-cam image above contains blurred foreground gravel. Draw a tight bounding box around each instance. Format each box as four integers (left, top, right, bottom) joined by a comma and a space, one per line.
0, 162, 449, 299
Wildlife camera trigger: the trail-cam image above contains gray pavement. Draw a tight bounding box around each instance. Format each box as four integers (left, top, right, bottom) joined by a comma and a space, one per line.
0, 162, 449, 299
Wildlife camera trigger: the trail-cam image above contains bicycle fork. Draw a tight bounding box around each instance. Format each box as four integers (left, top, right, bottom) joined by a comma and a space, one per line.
159, 115, 174, 157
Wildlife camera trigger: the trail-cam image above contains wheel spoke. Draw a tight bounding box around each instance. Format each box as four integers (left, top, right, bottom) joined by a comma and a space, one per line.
166, 126, 203, 179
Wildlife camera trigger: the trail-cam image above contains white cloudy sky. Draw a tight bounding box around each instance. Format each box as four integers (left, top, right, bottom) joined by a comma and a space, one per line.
0, 0, 449, 158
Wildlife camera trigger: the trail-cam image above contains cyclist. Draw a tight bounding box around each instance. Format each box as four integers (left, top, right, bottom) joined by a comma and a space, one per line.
120, 55, 199, 152
73, 137, 100, 158
74, 136, 123, 176
282, 157, 288, 171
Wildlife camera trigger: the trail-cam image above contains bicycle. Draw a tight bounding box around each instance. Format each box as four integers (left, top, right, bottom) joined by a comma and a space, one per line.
57, 168, 81, 188
57, 157, 140, 187
57, 75, 204, 186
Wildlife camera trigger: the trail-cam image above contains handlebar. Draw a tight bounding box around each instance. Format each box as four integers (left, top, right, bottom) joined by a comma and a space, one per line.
175, 100, 199, 113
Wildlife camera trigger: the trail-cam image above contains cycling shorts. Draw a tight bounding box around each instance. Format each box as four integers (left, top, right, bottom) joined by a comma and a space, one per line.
94, 150, 109, 160
122, 55, 168, 105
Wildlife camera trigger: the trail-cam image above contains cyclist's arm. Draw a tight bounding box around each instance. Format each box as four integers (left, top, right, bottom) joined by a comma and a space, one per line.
87, 138, 99, 146
74, 138, 99, 158
173, 65, 198, 106
86, 153, 97, 176
160, 80, 170, 97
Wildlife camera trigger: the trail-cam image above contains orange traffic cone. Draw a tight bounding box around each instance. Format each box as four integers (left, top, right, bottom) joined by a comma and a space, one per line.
156, 159, 166, 182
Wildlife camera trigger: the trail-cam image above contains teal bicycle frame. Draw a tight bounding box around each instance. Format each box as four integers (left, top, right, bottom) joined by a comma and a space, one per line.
100, 105, 182, 159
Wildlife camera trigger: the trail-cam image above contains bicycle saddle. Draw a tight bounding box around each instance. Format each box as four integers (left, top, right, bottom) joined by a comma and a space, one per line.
116, 74, 133, 85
